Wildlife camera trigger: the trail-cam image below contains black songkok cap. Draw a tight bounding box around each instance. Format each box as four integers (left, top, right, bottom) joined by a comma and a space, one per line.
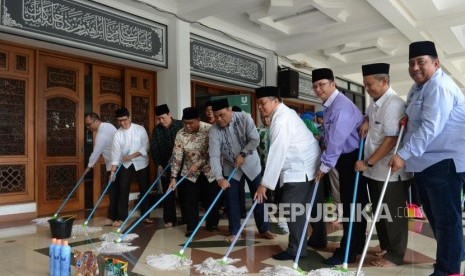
115, 107, 130, 118
155, 104, 170, 116
204, 100, 213, 108
409, 41, 438, 59
362, 63, 390, 76
255, 86, 280, 99
211, 98, 229, 112
232, 106, 242, 112
182, 107, 199, 120
312, 68, 334, 83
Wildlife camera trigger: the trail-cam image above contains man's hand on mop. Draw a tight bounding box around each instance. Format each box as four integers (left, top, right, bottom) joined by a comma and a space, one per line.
388, 154, 405, 173
254, 185, 267, 204
218, 178, 231, 190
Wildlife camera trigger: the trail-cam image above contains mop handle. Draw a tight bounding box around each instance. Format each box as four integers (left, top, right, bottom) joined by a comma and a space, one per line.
223, 200, 259, 260
116, 174, 188, 243
356, 119, 407, 275
293, 180, 320, 270
342, 137, 365, 269
116, 164, 171, 233
54, 170, 89, 218
84, 161, 124, 226
180, 169, 237, 254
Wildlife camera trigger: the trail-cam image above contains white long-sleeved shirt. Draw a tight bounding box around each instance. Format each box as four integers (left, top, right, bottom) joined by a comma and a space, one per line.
88, 122, 117, 171
261, 103, 321, 190
111, 123, 149, 171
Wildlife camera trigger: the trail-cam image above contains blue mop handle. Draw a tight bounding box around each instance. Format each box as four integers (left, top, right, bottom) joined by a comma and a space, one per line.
180, 168, 237, 254
84, 162, 124, 226
293, 180, 320, 270
343, 138, 365, 269
54, 170, 89, 218
116, 174, 188, 243
223, 200, 259, 260
116, 164, 171, 233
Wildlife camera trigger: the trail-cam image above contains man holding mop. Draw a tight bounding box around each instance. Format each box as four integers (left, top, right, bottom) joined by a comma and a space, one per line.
254, 86, 321, 261
355, 63, 411, 267
389, 41, 465, 276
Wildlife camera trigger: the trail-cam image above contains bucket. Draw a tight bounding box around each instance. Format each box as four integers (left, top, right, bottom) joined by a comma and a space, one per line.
48, 215, 75, 239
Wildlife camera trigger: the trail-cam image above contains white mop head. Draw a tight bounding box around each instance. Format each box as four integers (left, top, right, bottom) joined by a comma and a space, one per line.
96, 241, 139, 254
71, 225, 103, 235
260, 265, 305, 276
146, 253, 193, 270
100, 232, 139, 242
31, 217, 53, 226
306, 268, 364, 276
193, 257, 248, 275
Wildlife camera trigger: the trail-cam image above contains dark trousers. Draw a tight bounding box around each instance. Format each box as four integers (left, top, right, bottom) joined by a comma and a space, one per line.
367, 177, 409, 265
114, 165, 149, 221
107, 171, 119, 221
161, 175, 177, 224
281, 180, 313, 257
178, 173, 220, 232
415, 159, 464, 276
333, 150, 368, 261
226, 173, 269, 235
308, 179, 328, 245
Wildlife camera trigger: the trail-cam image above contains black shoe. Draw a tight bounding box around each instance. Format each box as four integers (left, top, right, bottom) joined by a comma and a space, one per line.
185, 231, 193, 238
206, 226, 219, 232
307, 239, 327, 249
323, 256, 355, 265
272, 251, 302, 261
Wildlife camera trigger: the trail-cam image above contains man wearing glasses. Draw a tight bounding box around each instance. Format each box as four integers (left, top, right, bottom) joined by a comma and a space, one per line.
84, 112, 117, 226
110, 108, 151, 226
312, 68, 366, 265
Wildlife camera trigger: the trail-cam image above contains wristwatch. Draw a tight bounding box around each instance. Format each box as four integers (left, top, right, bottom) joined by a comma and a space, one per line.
364, 159, 374, 167
239, 152, 247, 158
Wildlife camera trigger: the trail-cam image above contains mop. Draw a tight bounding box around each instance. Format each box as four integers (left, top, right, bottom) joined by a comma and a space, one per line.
73, 162, 125, 235
32, 170, 89, 226
354, 118, 407, 276
97, 175, 188, 254
194, 198, 259, 275
307, 138, 365, 276
260, 181, 320, 276
112, 163, 170, 234
146, 169, 238, 271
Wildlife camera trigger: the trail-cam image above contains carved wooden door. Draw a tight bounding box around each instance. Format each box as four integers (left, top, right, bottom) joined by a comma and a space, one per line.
0, 44, 35, 207
91, 65, 123, 207
37, 54, 85, 216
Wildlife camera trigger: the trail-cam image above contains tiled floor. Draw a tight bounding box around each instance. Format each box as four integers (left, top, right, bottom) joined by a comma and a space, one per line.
1, 206, 464, 275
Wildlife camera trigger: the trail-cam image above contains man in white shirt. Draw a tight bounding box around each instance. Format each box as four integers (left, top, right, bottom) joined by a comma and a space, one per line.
110, 108, 151, 226
254, 86, 321, 261
355, 63, 411, 267
84, 112, 117, 225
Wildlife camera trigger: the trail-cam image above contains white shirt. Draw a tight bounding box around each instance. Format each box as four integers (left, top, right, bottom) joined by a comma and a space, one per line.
364, 88, 412, 181
261, 103, 321, 190
88, 122, 117, 171
111, 123, 149, 171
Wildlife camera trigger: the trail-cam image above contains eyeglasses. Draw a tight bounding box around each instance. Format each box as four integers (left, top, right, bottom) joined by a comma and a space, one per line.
117, 117, 129, 123
312, 81, 332, 91
85, 120, 96, 128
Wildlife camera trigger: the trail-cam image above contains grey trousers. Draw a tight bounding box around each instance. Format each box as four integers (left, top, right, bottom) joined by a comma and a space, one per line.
281, 179, 314, 257
367, 177, 409, 265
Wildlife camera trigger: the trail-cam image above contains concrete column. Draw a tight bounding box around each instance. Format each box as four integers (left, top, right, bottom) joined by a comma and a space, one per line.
157, 19, 191, 119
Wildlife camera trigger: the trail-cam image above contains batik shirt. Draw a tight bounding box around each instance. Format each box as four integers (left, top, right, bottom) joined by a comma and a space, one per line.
171, 121, 215, 183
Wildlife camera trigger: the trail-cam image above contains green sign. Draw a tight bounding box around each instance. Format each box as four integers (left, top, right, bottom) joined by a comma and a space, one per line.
212, 95, 251, 114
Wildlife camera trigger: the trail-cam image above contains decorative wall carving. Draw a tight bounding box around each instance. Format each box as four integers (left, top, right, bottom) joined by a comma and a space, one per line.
131, 96, 149, 132
46, 165, 76, 200
191, 35, 266, 88
0, 164, 25, 194
47, 97, 76, 156
0, 0, 167, 67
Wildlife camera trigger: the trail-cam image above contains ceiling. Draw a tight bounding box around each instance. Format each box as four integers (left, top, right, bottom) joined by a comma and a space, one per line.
136, 0, 465, 98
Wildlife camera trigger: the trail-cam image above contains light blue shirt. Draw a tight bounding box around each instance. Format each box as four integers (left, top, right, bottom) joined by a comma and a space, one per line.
320, 90, 363, 173
398, 68, 465, 172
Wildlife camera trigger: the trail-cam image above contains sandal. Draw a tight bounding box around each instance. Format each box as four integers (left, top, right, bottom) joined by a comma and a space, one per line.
260, 231, 276, 240
375, 249, 387, 257
143, 218, 154, 224
224, 235, 236, 243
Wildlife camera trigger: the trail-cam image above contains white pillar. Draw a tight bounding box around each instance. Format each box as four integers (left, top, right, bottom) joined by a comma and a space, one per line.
157, 19, 191, 119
